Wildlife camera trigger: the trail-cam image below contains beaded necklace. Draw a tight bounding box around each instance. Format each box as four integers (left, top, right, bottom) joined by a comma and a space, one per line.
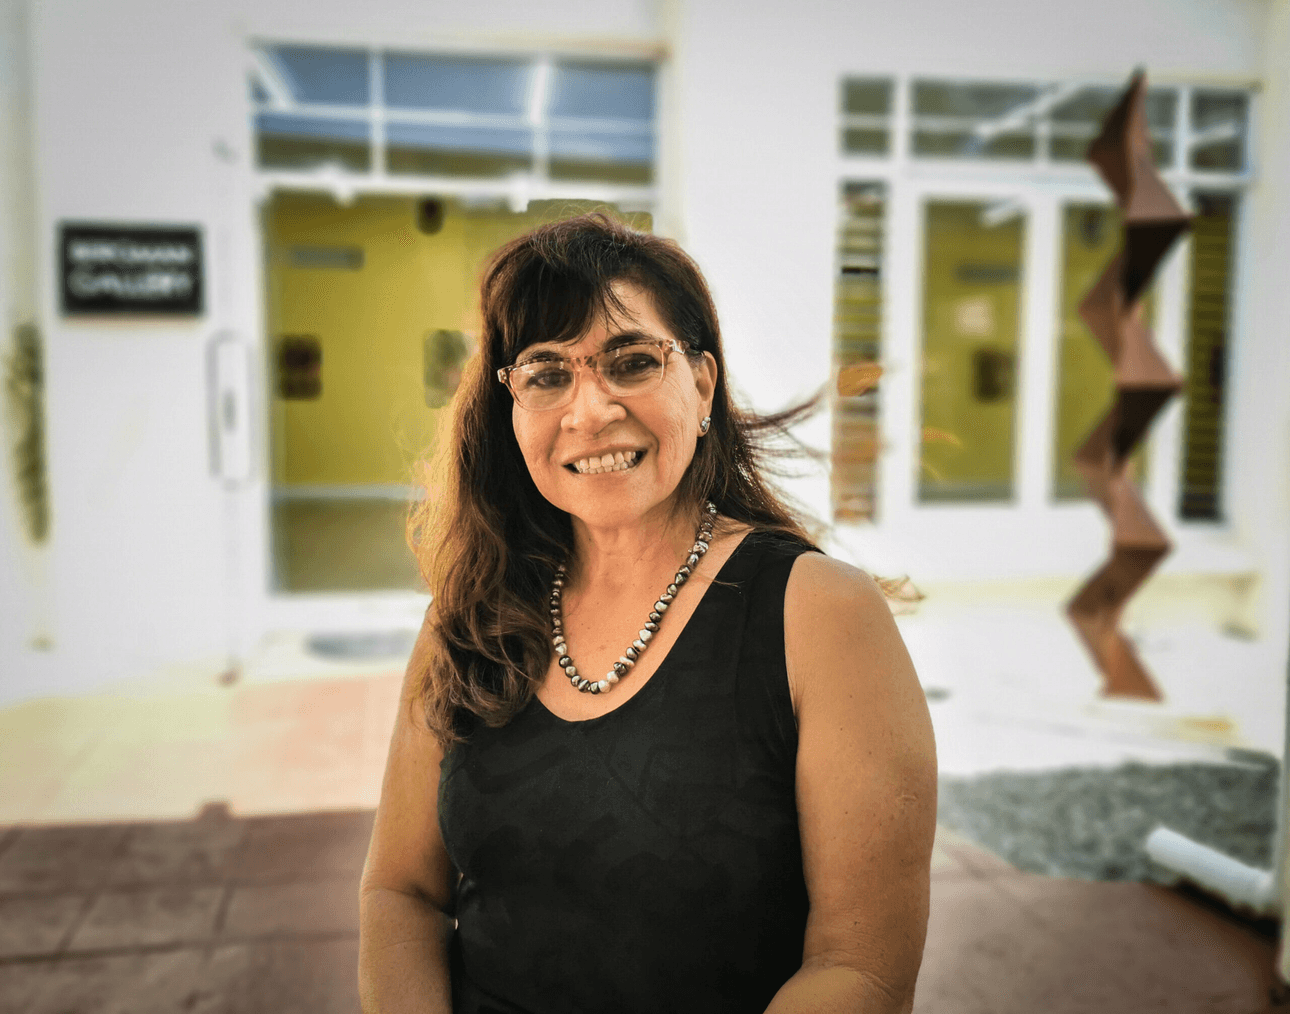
550, 502, 717, 694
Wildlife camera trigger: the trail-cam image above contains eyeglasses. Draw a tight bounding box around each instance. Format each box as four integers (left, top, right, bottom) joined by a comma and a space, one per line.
497, 338, 689, 412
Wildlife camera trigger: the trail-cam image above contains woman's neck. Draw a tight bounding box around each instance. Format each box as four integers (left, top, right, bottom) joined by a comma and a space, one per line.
567, 505, 705, 597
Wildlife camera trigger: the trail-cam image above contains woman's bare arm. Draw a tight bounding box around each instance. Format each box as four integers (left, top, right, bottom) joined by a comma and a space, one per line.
765, 554, 937, 1014
359, 617, 457, 1014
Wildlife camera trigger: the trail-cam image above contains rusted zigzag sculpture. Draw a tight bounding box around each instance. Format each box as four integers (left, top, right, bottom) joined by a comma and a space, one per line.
1067, 71, 1190, 700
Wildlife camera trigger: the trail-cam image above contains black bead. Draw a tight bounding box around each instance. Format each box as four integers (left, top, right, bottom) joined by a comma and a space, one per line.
625, 646, 638, 660
589, 682, 601, 694
674, 572, 688, 585
678, 566, 692, 577
660, 592, 674, 604
644, 621, 659, 632
577, 679, 590, 691
666, 584, 678, 596
648, 611, 662, 623
558, 656, 571, 668
613, 662, 627, 675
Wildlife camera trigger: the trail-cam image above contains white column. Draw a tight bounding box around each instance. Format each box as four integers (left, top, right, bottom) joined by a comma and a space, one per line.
1015, 192, 1058, 511
1247, 0, 1290, 984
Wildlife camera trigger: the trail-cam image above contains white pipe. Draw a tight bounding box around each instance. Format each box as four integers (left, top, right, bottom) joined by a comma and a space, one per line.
1145, 826, 1277, 917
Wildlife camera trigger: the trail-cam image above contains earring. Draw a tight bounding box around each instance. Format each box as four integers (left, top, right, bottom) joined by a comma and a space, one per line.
699, 416, 711, 435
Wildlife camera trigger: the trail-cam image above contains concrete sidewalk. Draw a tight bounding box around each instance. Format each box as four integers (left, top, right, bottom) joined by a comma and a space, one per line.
0, 809, 1278, 1014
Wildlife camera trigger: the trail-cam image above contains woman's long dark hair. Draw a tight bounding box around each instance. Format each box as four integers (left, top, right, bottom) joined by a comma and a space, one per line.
409, 212, 815, 745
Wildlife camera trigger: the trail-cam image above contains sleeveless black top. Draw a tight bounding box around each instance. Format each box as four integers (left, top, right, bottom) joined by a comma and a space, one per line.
439, 532, 817, 1014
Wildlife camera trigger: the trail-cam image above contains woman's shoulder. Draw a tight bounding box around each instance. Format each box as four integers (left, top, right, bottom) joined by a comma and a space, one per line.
782, 551, 904, 708
787, 550, 887, 607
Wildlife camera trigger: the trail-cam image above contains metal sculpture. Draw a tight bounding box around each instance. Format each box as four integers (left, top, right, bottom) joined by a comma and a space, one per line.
1067, 72, 1190, 700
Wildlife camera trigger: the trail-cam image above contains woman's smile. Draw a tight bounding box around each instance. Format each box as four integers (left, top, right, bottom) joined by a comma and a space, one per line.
565, 449, 645, 474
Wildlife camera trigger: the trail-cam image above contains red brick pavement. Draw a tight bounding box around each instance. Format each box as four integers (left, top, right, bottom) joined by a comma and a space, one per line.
0, 813, 1279, 1013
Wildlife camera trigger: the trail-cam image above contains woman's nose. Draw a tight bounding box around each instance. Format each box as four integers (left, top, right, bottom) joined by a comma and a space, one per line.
562, 365, 625, 431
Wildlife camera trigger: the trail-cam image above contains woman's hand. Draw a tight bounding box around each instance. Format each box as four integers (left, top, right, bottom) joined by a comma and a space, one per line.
358, 617, 458, 1014
767, 555, 937, 1014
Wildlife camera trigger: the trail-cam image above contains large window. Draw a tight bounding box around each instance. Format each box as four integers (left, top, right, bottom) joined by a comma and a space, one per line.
834, 75, 1251, 523
251, 46, 657, 191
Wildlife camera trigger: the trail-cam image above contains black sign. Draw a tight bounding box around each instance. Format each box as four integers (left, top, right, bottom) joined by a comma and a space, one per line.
60, 224, 203, 315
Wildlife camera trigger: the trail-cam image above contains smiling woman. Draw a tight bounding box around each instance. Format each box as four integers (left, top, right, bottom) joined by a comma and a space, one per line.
359, 214, 937, 1014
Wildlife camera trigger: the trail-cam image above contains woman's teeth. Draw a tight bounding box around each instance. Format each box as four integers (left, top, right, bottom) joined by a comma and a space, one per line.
573, 451, 641, 474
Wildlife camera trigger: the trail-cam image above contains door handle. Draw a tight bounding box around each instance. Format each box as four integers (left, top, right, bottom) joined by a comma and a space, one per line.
207, 332, 251, 484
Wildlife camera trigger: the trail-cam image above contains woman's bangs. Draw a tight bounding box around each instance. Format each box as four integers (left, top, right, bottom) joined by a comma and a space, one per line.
500, 263, 613, 361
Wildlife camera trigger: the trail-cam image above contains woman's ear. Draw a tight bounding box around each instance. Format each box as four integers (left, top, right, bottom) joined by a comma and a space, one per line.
693, 351, 718, 418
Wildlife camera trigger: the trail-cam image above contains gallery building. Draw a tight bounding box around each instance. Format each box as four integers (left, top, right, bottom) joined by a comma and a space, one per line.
1, 0, 1287, 757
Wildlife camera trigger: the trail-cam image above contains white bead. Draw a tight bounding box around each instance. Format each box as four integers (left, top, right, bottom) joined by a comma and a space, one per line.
632, 638, 647, 652
638, 628, 653, 642
654, 601, 668, 612
597, 680, 610, 692
618, 656, 634, 668
606, 673, 619, 683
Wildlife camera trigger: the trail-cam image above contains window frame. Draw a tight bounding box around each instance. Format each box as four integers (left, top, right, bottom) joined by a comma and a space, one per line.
247, 42, 662, 212
831, 72, 1255, 560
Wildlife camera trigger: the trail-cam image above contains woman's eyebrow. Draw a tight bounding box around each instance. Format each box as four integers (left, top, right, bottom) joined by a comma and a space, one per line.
516, 330, 658, 364
602, 329, 656, 348
515, 347, 564, 365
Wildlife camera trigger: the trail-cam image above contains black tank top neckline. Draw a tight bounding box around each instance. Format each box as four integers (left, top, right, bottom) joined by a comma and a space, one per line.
530, 528, 755, 729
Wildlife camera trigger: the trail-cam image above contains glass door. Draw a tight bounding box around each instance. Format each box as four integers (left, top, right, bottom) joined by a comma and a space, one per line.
262, 193, 652, 594
263, 193, 540, 592
916, 196, 1028, 504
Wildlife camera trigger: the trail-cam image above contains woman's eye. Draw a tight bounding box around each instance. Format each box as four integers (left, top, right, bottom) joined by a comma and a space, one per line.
521, 366, 571, 389
611, 352, 662, 379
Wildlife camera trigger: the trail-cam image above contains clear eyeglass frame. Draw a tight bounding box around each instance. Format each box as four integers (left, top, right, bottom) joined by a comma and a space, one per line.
497, 337, 690, 412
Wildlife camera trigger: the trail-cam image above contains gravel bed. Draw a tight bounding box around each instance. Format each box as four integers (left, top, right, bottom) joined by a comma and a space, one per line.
937, 756, 1279, 882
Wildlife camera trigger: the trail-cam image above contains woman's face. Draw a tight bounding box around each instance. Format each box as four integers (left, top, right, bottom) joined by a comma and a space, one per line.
509, 280, 717, 533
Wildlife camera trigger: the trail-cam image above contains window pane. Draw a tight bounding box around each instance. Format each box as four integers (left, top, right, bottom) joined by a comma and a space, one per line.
919, 200, 1024, 502
549, 61, 655, 120
385, 122, 533, 177
833, 182, 886, 522
1190, 91, 1248, 172
548, 128, 653, 184
914, 80, 1039, 117
1179, 192, 1237, 520
269, 46, 369, 106
911, 80, 1040, 161
843, 78, 892, 115
1052, 204, 1151, 500
842, 127, 889, 155
255, 113, 370, 170
912, 129, 1035, 159
384, 53, 531, 115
